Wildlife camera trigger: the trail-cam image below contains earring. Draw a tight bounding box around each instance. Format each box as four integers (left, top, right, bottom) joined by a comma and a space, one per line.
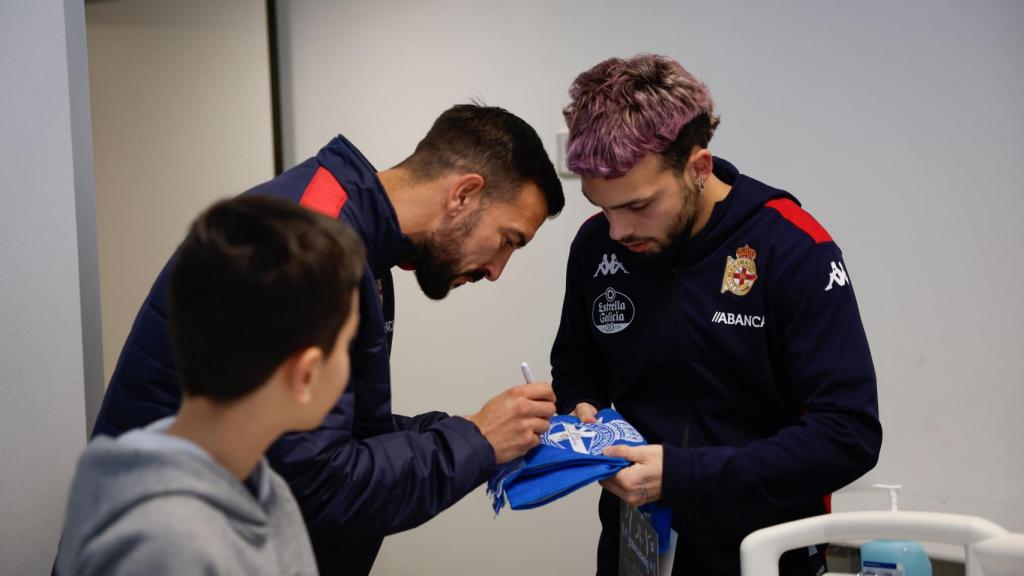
697, 179, 705, 193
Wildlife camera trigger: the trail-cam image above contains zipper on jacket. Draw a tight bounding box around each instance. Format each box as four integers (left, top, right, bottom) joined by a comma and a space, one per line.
668, 266, 679, 346
669, 265, 691, 450
669, 263, 689, 569
682, 414, 690, 448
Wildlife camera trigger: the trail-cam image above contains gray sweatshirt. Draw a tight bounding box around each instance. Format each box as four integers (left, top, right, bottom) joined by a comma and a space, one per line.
55, 418, 318, 575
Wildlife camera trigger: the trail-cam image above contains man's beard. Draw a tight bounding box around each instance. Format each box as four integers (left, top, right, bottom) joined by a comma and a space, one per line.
413, 209, 486, 300
627, 184, 700, 263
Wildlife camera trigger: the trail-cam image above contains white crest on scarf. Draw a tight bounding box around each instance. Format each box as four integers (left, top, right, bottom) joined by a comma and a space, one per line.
542, 418, 643, 455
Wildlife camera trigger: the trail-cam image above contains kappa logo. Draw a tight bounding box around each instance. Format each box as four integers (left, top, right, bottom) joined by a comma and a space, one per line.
592, 287, 635, 334
824, 261, 849, 291
593, 253, 629, 277
542, 418, 644, 455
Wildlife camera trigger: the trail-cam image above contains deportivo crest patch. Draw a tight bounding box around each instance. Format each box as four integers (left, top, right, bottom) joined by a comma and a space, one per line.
721, 244, 759, 296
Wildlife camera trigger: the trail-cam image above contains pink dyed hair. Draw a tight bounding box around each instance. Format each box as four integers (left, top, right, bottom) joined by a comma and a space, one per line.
563, 54, 716, 178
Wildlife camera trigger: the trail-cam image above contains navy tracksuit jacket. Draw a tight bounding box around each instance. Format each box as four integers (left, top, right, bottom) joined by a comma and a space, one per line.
92, 135, 496, 575
551, 158, 882, 575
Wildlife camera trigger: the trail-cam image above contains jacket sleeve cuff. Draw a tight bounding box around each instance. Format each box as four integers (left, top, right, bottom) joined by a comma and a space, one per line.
443, 415, 497, 479
660, 443, 694, 507
554, 395, 608, 415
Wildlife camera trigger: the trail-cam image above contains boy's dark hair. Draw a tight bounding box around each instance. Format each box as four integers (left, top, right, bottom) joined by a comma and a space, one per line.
168, 195, 364, 402
398, 103, 565, 217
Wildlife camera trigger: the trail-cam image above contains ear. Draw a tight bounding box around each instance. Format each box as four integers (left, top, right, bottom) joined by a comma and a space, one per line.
687, 148, 714, 184
445, 173, 485, 219
286, 347, 324, 405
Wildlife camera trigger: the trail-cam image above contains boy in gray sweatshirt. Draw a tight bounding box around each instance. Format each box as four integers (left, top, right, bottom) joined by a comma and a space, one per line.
55, 195, 365, 575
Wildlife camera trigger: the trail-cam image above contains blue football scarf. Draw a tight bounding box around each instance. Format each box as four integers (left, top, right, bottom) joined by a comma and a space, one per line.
487, 409, 672, 553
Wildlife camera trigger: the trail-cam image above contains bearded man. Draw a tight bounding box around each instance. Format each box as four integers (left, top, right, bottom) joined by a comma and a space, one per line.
92, 104, 565, 575
551, 54, 881, 575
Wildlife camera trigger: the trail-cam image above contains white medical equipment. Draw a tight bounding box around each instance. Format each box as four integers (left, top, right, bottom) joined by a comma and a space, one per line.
740, 511, 1024, 576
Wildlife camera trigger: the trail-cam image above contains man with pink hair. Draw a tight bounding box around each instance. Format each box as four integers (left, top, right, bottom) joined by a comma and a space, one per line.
551, 54, 881, 574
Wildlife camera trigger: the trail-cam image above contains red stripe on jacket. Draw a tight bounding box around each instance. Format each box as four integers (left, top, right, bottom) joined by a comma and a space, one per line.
765, 198, 832, 243
300, 166, 348, 218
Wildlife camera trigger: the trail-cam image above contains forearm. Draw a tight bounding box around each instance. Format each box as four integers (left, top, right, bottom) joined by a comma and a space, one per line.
269, 415, 496, 538
661, 406, 881, 510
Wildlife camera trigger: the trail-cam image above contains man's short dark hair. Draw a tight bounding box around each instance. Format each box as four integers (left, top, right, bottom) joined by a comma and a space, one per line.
659, 112, 720, 174
168, 195, 365, 402
399, 103, 565, 217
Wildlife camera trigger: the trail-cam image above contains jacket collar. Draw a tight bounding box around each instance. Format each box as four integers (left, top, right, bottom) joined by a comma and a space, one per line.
316, 135, 417, 276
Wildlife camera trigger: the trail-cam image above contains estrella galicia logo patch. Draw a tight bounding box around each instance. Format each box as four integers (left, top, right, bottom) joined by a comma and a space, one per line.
592, 287, 635, 334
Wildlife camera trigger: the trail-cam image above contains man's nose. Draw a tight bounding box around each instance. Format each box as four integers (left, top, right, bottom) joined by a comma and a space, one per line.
484, 250, 513, 281
606, 213, 631, 243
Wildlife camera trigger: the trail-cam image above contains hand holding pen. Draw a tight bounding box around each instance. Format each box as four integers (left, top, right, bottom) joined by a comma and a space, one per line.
463, 362, 556, 464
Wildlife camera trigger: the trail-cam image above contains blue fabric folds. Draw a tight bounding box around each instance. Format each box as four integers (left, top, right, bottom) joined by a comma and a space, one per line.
487, 408, 645, 513
488, 409, 672, 554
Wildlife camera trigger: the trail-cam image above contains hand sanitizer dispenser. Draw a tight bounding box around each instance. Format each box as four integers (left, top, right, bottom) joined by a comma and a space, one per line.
859, 484, 933, 576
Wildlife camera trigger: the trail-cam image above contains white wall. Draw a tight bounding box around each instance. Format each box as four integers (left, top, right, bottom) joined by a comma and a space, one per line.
0, 0, 98, 573
277, 0, 1024, 573
86, 0, 275, 386
0, 1, 274, 572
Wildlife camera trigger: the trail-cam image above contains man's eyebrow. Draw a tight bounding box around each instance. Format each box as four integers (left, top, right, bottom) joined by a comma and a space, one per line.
581, 188, 660, 211
607, 196, 653, 210
501, 227, 528, 248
